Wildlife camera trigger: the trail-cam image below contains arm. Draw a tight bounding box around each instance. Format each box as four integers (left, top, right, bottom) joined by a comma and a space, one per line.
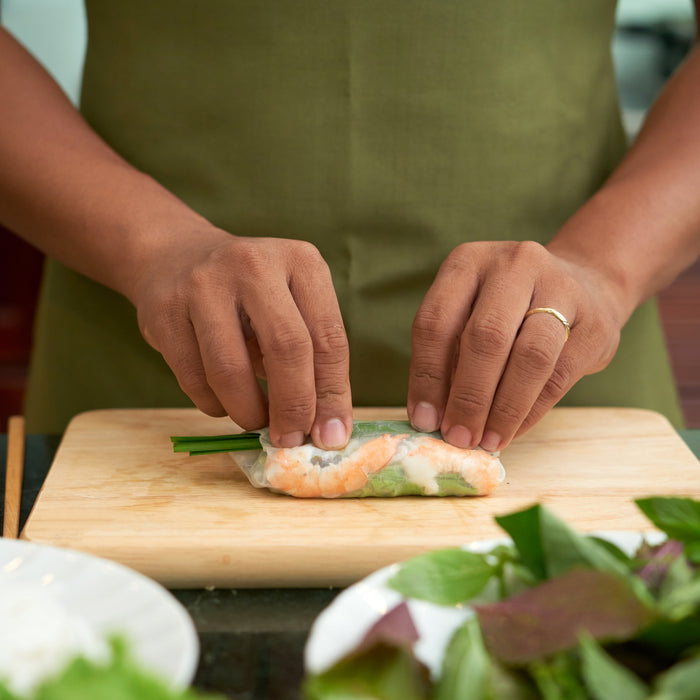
409, 10, 700, 449
0, 26, 352, 449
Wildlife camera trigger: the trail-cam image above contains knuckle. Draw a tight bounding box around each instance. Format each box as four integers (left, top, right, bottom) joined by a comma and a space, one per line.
490, 398, 524, 425
314, 321, 349, 362
508, 240, 546, 267
176, 364, 209, 395
411, 361, 447, 384
516, 336, 558, 372
291, 240, 328, 272
266, 324, 313, 363
412, 303, 453, 341
440, 244, 472, 276
449, 388, 490, 417
205, 356, 252, 388
227, 240, 270, 278
187, 264, 215, 293
541, 361, 575, 400
315, 381, 350, 404
467, 315, 511, 356
277, 396, 316, 424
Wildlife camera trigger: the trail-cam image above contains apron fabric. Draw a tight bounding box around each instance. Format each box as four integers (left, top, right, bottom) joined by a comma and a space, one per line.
25, 0, 684, 433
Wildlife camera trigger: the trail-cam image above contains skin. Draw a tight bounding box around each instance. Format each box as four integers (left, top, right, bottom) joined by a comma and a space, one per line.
408, 12, 700, 450
1, 11, 700, 451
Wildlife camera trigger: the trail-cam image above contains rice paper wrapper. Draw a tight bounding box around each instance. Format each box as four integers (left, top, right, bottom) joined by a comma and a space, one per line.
230, 421, 505, 498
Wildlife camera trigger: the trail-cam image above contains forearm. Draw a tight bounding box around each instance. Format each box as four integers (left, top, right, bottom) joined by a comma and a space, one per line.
0, 27, 211, 303
547, 41, 700, 323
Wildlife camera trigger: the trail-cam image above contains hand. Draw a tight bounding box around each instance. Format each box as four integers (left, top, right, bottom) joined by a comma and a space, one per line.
131, 228, 353, 449
407, 240, 627, 451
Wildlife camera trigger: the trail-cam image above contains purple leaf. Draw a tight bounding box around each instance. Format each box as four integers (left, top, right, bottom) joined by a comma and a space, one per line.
358, 602, 420, 652
636, 539, 684, 590
474, 568, 655, 665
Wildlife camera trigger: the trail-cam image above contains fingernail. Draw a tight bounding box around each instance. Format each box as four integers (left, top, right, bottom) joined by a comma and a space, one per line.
278, 431, 305, 448
444, 425, 473, 449
320, 418, 348, 450
411, 402, 439, 433
480, 430, 501, 452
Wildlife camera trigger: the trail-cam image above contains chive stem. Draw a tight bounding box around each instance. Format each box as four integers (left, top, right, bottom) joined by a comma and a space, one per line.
171, 432, 262, 456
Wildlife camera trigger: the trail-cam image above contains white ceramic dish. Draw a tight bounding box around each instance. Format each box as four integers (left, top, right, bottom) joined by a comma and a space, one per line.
0, 538, 199, 689
305, 531, 664, 678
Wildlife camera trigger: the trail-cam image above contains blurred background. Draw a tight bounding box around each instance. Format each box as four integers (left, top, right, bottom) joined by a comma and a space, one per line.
1, 0, 699, 429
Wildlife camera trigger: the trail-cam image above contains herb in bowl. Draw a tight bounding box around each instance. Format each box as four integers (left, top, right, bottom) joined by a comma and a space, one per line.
303, 497, 700, 699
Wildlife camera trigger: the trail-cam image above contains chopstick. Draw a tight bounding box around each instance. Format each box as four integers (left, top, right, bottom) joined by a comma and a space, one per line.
3, 415, 25, 539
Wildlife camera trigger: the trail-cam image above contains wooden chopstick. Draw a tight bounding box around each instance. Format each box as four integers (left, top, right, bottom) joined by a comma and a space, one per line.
3, 415, 25, 539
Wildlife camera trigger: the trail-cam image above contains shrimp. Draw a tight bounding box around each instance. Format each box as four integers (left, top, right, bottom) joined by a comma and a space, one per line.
395, 436, 504, 496
264, 433, 408, 498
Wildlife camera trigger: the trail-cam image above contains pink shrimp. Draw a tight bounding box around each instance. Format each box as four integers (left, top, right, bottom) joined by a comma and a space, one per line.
265, 433, 408, 498
398, 436, 504, 495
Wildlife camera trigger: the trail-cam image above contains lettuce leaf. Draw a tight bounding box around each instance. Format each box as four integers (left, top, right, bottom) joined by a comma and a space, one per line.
0, 638, 222, 700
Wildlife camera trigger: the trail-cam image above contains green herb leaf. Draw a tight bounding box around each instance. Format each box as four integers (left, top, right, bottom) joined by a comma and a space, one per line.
434, 616, 490, 700
636, 498, 700, 555
578, 632, 648, 700
528, 652, 588, 700
649, 654, 700, 700
657, 575, 700, 620
388, 548, 495, 605
495, 504, 632, 583
302, 642, 431, 700
2, 637, 223, 700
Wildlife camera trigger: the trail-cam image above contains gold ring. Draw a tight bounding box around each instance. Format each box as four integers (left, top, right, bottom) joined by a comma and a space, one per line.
524, 307, 570, 341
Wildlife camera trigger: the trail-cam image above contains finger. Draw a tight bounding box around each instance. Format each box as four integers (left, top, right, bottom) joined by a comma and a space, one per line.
514, 343, 580, 439
440, 279, 532, 449
408, 255, 479, 433
244, 282, 318, 448
289, 254, 353, 450
240, 310, 265, 378
479, 305, 572, 451
190, 298, 269, 429
145, 308, 227, 418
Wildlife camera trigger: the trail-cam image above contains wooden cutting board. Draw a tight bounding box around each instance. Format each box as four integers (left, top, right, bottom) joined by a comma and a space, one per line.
22, 407, 700, 588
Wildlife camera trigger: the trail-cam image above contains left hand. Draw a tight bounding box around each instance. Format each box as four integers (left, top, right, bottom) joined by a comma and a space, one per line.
407, 240, 627, 451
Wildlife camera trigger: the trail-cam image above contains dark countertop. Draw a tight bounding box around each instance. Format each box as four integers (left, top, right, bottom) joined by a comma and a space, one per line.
2, 430, 700, 699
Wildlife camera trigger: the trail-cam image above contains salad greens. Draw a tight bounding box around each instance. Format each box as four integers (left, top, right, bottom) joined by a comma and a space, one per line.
0, 638, 223, 700
303, 496, 700, 699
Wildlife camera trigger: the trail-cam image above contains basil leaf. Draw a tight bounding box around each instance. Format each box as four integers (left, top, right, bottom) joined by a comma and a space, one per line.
495, 504, 632, 583
494, 505, 546, 580
302, 642, 431, 700
434, 617, 490, 700
388, 548, 495, 605
658, 576, 700, 620
649, 654, 700, 700
528, 652, 588, 700
636, 497, 700, 546
578, 632, 648, 700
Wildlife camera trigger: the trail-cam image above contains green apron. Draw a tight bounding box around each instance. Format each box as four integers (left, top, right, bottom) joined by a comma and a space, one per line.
25, 0, 684, 433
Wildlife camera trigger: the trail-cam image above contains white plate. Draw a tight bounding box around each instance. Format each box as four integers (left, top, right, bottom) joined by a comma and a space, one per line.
0, 539, 199, 690
305, 531, 664, 679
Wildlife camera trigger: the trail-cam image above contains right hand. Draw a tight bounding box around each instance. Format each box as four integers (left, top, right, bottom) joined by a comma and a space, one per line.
131, 228, 353, 450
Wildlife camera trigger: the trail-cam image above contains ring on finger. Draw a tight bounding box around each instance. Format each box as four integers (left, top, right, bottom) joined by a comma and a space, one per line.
524, 307, 570, 342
